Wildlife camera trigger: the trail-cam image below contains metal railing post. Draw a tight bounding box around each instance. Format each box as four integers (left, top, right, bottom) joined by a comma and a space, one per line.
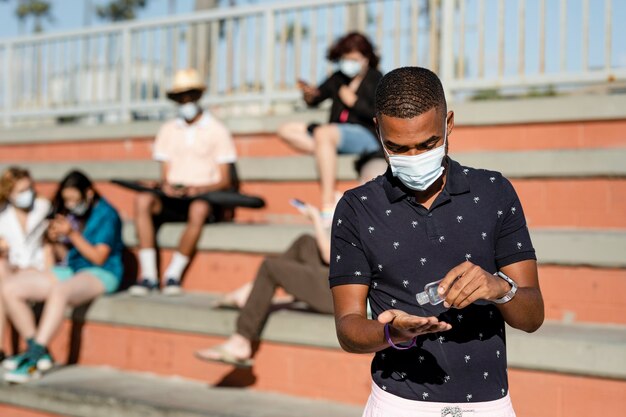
440, 0, 455, 101
263, 8, 275, 113
120, 27, 132, 122
3, 43, 13, 128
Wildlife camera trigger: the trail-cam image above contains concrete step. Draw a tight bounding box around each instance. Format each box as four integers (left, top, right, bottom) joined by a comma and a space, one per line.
28, 174, 626, 229
116, 246, 625, 325
1, 95, 626, 156
60, 292, 626, 381
119, 223, 626, 269
4, 148, 626, 182
3, 292, 621, 416
0, 365, 361, 417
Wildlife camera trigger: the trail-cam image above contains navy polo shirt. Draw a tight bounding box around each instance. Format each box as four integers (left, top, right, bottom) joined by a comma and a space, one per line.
329, 157, 536, 403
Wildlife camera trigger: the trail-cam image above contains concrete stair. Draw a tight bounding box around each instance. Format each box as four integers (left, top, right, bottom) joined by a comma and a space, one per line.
1, 293, 624, 416
0, 366, 362, 417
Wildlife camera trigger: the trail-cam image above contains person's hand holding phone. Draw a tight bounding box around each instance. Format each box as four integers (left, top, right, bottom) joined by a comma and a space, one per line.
52, 215, 74, 238
162, 183, 187, 198
290, 199, 321, 222
297, 79, 319, 103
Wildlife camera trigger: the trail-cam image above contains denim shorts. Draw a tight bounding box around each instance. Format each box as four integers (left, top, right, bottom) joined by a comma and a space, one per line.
336, 123, 380, 155
51, 266, 120, 294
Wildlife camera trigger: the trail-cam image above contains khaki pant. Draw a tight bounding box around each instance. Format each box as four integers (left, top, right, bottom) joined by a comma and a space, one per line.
236, 234, 333, 340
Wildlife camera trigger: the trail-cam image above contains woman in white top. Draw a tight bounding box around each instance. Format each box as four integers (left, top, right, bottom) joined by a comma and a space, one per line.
0, 167, 52, 362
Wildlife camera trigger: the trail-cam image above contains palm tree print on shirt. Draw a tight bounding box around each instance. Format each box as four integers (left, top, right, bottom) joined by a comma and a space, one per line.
337, 218, 343, 226
377, 264, 383, 271
420, 257, 427, 266
511, 207, 517, 214
411, 220, 418, 228
490, 177, 496, 183
368, 226, 375, 233
385, 209, 392, 216
336, 255, 341, 262
483, 371, 489, 380
467, 394, 473, 402
465, 253, 472, 261
481, 232, 487, 240
422, 392, 429, 400
457, 215, 463, 223
464, 355, 471, 363
402, 280, 409, 288
497, 210, 503, 218
393, 242, 399, 249
360, 195, 368, 201
474, 196, 480, 204
517, 242, 523, 249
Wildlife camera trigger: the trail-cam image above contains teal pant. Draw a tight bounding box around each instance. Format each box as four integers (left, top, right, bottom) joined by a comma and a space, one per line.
51, 266, 120, 294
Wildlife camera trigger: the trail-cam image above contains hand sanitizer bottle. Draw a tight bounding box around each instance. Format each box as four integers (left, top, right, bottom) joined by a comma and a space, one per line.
416, 279, 445, 306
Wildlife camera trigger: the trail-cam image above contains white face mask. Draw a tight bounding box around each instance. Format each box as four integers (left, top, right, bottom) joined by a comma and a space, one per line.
68, 200, 89, 216
339, 59, 362, 78
12, 189, 35, 210
382, 124, 448, 192
178, 102, 200, 121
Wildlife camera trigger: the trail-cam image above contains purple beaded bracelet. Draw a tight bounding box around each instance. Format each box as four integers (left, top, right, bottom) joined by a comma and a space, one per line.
384, 323, 417, 350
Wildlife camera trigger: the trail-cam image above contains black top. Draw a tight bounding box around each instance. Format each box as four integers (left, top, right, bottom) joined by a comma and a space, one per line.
329, 158, 536, 403
308, 67, 383, 136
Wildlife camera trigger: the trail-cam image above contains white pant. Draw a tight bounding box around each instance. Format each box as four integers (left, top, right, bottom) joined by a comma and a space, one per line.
362, 382, 516, 417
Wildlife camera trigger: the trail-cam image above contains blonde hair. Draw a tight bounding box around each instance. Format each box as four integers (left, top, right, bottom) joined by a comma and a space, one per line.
0, 167, 31, 204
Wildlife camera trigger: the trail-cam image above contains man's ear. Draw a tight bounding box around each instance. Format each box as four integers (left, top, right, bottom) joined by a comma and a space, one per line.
446, 111, 455, 136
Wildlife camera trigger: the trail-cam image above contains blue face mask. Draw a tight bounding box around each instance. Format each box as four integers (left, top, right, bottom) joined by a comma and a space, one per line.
381, 125, 448, 191
178, 102, 201, 121
339, 59, 362, 78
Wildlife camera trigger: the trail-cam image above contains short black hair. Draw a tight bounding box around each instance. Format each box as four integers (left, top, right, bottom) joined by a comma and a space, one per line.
375, 67, 447, 119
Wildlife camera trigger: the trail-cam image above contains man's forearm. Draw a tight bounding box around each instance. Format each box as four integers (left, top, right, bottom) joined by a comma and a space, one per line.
497, 287, 544, 332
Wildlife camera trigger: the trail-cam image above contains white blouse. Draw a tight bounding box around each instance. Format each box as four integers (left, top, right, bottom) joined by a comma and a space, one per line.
0, 197, 50, 271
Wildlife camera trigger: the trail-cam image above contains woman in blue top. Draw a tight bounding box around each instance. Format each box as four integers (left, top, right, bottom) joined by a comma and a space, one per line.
2, 170, 124, 384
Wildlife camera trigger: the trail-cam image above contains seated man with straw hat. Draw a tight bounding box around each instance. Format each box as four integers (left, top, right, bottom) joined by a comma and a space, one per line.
129, 68, 237, 296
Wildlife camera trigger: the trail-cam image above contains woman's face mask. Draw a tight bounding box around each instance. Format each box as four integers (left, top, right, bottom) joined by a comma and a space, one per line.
381, 123, 448, 192
339, 59, 363, 78
68, 200, 89, 216
11, 188, 35, 210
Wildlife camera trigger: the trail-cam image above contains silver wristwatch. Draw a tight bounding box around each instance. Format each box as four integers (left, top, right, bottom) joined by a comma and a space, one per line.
493, 271, 518, 304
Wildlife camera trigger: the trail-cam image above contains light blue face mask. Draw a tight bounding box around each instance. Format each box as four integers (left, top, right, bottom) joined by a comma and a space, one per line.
381, 124, 448, 191
339, 59, 362, 78
178, 102, 201, 121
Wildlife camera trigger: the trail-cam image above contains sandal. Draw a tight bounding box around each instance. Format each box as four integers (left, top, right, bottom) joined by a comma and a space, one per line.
194, 346, 254, 369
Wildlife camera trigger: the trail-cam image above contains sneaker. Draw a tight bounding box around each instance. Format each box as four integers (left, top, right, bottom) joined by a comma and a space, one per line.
4, 357, 41, 384
129, 278, 158, 296
36, 352, 54, 372
162, 278, 182, 296
4, 347, 53, 372
2, 352, 28, 371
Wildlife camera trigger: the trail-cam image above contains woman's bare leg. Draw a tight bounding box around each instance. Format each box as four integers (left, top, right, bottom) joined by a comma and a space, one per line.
2, 270, 56, 341
34, 273, 105, 347
313, 124, 341, 208
277, 122, 315, 154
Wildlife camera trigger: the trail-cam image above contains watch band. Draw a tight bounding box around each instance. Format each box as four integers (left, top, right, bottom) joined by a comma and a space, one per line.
493, 271, 518, 304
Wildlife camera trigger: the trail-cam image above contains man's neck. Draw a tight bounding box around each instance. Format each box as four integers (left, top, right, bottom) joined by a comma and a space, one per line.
412, 175, 445, 210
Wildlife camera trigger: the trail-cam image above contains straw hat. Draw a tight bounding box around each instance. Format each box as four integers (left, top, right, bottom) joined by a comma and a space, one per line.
166, 68, 207, 98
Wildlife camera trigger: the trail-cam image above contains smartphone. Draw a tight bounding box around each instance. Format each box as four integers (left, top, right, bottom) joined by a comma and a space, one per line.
289, 198, 306, 209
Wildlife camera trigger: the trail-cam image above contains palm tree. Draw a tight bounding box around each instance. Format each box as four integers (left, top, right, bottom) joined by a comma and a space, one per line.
13, 0, 53, 33
96, 0, 148, 22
